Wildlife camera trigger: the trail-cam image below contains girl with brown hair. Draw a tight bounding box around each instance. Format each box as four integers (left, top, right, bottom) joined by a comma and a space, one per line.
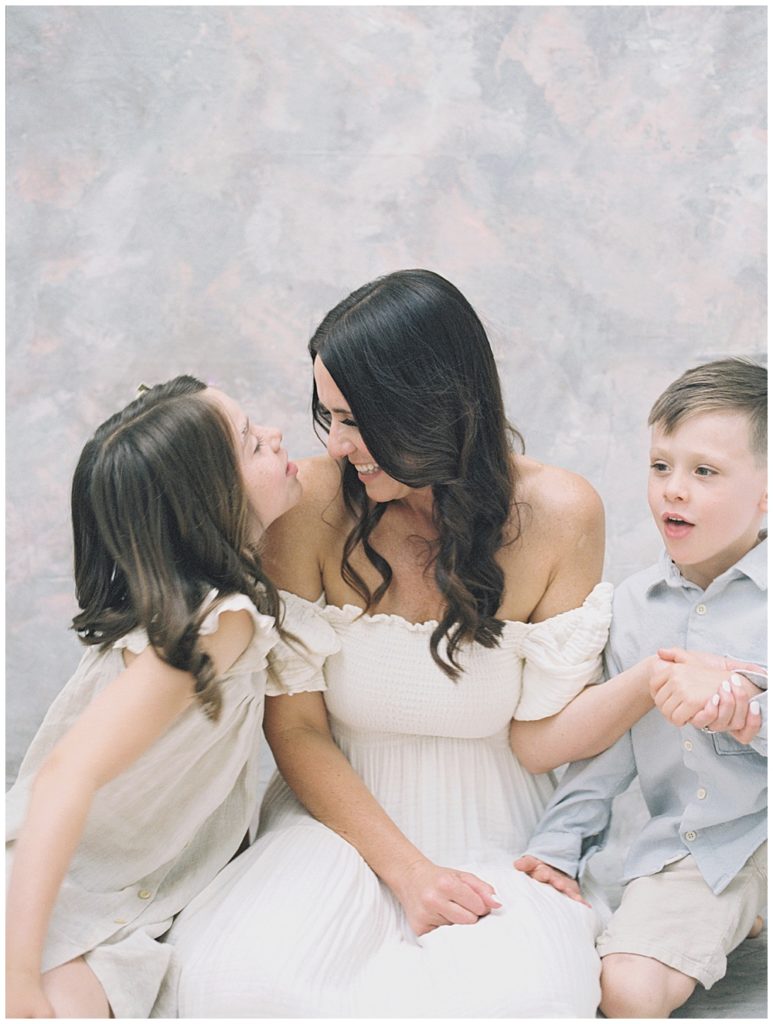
5, 376, 328, 1018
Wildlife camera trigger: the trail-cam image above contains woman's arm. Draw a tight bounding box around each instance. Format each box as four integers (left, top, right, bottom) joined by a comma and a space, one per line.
262, 458, 499, 934
264, 692, 499, 934
5, 610, 253, 1018
509, 467, 657, 773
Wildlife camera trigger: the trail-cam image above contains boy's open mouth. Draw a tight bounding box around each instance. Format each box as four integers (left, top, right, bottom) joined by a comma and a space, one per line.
663, 513, 694, 538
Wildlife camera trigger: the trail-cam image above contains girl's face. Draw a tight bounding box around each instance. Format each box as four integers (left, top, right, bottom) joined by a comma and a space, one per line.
204, 388, 301, 535
313, 357, 413, 503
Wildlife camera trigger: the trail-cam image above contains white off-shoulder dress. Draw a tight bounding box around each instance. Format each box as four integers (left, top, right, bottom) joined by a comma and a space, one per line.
165, 583, 613, 1018
6, 592, 335, 1020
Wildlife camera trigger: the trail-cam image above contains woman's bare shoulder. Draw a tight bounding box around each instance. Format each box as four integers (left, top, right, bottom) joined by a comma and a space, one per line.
513, 454, 604, 538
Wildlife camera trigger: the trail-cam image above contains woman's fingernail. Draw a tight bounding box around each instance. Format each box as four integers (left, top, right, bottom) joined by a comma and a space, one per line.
722, 680, 732, 693
712, 694, 720, 706
750, 700, 761, 716
730, 673, 743, 687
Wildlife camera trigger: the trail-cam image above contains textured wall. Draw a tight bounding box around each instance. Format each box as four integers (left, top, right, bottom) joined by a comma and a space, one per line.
7, 6, 766, 780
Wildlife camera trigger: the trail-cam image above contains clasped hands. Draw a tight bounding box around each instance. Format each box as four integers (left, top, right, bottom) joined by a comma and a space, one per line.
648, 647, 763, 744
516, 647, 765, 905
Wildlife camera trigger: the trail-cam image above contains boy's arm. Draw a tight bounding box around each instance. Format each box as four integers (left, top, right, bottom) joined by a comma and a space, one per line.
519, 728, 638, 881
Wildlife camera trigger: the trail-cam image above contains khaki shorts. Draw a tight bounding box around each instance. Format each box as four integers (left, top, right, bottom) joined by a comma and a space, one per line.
595, 844, 767, 989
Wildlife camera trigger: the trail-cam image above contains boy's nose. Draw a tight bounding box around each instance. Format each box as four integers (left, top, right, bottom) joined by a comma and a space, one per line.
664, 473, 689, 502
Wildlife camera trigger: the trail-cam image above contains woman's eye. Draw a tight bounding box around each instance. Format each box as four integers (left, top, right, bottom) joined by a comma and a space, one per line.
342, 418, 358, 428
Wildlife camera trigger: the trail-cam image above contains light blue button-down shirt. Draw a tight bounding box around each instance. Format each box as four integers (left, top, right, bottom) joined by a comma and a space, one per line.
526, 537, 767, 895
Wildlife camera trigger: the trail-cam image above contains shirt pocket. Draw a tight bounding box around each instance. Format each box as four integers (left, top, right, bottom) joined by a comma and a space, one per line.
711, 732, 756, 756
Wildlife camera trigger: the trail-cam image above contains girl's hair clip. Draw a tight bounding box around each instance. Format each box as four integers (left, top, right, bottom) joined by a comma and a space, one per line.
136, 383, 151, 395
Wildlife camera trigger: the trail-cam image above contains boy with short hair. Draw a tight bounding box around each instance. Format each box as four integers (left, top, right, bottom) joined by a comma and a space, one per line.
518, 358, 767, 1018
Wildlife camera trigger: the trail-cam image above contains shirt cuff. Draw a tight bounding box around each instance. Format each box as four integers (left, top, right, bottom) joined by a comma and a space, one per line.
522, 831, 583, 879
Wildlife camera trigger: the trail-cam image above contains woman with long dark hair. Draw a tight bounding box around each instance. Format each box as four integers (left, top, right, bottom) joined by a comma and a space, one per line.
167, 271, 659, 1016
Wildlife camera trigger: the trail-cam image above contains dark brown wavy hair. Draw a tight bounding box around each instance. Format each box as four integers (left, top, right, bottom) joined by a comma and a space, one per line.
309, 269, 524, 678
71, 375, 281, 719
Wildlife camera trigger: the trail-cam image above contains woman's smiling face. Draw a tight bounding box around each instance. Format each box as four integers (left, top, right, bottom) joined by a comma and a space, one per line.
313, 357, 413, 504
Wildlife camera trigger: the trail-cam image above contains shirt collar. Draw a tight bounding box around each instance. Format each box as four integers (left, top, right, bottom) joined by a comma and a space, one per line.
647, 532, 767, 595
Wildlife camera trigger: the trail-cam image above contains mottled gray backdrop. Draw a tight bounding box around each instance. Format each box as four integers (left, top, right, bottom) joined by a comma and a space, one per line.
7, 5, 766, 781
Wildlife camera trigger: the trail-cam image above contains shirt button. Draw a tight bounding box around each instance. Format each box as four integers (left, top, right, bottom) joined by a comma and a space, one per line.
695, 604, 707, 615
683, 740, 693, 752
697, 788, 707, 800
138, 889, 152, 900
685, 830, 698, 842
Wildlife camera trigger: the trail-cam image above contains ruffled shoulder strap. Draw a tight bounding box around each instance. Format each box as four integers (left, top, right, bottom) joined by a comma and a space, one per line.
513, 581, 613, 721
266, 590, 341, 696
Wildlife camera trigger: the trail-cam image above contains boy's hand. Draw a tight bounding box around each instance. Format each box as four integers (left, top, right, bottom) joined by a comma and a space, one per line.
649, 659, 736, 726
658, 647, 764, 676
656, 648, 764, 737
690, 679, 763, 745
513, 855, 591, 907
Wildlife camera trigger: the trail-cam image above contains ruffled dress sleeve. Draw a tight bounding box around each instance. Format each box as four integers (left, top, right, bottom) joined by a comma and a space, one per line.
111, 590, 278, 671
513, 582, 613, 721
266, 590, 341, 696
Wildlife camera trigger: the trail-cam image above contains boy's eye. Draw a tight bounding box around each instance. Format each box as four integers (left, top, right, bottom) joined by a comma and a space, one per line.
650, 461, 669, 472
695, 466, 716, 477
254, 436, 262, 454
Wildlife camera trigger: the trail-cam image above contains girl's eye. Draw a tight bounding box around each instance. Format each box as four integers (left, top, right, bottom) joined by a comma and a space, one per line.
695, 466, 716, 477
650, 461, 669, 472
254, 437, 262, 454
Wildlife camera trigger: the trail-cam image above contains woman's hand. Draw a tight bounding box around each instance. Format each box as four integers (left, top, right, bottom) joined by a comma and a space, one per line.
390, 858, 501, 936
655, 648, 764, 738
513, 855, 590, 907
5, 968, 54, 1019
689, 678, 762, 745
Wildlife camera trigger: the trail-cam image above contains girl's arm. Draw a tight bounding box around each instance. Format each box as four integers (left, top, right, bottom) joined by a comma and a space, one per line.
6, 609, 253, 1017
262, 458, 499, 935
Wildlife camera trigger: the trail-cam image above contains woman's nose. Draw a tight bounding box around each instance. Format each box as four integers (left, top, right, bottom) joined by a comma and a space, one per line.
327, 421, 355, 458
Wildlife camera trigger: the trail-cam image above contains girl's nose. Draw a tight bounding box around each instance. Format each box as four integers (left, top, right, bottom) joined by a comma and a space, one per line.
264, 426, 282, 452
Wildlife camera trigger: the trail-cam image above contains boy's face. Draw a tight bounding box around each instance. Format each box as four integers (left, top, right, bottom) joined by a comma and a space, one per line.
648, 410, 767, 589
